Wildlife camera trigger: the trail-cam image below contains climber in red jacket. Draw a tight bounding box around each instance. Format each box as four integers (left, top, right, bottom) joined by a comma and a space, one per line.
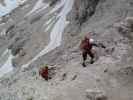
80, 33, 100, 67
39, 65, 48, 81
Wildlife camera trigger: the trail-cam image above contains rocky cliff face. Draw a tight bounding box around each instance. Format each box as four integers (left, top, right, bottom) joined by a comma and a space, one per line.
0, 0, 133, 100
72, 0, 100, 24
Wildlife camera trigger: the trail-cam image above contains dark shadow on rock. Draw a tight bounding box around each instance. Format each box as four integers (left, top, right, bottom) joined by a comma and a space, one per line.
71, 74, 77, 81
60, 73, 67, 81
70, 0, 100, 25
48, 67, 57, 80
49, 0, 60, 7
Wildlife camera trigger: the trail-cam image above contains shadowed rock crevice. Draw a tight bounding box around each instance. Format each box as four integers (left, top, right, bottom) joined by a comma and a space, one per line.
49, 0, 60, 6
70, 0, 100, 25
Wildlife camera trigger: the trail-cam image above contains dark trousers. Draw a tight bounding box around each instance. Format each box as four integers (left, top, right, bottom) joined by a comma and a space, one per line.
82, 50, 94, 66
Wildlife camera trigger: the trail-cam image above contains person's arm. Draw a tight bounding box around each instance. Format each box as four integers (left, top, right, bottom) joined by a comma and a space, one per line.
98, 43, 106, 48
91, 43, 99, 47
92, 42, 106, 48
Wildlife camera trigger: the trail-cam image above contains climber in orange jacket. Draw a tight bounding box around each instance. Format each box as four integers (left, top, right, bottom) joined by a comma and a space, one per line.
80, 33, 103, 67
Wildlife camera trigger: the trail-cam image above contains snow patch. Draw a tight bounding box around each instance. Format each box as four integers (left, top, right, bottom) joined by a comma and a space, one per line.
25, 0, 49, 17
0, 0, 18, 16
49, 0, 65, 14
45, 17, 55, 25
0, 0, 27, 17
0, 50, 14, 78
0, 49, 9, 66
45, 18, 56, 31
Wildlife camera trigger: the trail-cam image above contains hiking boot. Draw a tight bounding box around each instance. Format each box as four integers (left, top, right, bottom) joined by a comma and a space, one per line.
90, 59, 94, 64
44, 76, 48, 81
82, 62, 86, 67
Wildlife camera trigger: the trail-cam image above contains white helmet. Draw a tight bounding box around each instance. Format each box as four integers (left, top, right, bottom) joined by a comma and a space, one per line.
89, 38, 94, 43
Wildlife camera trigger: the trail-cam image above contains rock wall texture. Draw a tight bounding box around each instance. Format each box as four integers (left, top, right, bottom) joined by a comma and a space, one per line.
0, 0, 133, 100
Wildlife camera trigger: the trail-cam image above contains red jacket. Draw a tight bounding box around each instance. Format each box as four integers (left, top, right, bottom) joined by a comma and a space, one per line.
80, 38, 91, 51
39, 67, 48, 78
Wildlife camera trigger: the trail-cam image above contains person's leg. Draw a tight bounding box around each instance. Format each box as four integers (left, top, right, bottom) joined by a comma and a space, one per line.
88, 50, 95, 64
82, 51, 87, 67
44, 75, 48, 81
